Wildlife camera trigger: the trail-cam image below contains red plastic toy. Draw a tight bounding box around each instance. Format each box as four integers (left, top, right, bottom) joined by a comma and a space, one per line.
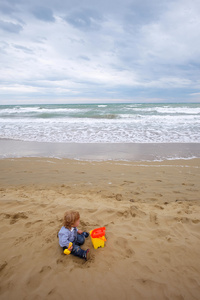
91, 227, 106, 240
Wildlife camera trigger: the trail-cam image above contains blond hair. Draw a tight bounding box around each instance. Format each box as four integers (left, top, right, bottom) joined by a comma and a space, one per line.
63, 211, 80, 229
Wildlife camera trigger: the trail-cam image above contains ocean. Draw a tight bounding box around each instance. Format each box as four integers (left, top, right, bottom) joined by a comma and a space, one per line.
0, 103, 200, 143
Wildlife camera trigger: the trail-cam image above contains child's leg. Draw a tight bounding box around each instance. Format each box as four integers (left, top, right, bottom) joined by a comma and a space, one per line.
83, 232, 89, 238
76, 232, 89, 246
71, 244, 89, 260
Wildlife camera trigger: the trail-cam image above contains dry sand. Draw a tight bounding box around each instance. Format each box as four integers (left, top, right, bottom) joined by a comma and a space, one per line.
0, 158, 200, 300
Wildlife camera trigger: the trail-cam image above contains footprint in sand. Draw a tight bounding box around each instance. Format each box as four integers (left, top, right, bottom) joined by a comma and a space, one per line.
0, 261, 7, 272
149, 212, 159, 225
15, 235, 33, 245
25, 220, 42, 228
116, 194, 123, 201
129, 199, 135, 203
174, 216, 190, 224
40, 203, 48, 208
114, 237, 135, 258
56, 258, 64, 265
3, 212, 28, 224
39, 266, 52, 274
80, 220, 90, 227
130, 206, 146, 218
182, 183, 194, 186
154, 204, 164, 210
154, 193, 163, 197
47, 287, 63, 298
117, 210, 129, 218
192, 219, 200, 224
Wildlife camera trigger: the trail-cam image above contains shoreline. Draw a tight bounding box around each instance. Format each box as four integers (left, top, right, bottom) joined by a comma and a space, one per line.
0, 139, 200, 161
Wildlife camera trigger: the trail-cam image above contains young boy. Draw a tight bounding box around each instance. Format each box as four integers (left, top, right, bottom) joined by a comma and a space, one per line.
58, 210, 90, 260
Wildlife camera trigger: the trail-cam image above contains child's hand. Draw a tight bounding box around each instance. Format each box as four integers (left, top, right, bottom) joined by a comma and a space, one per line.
77, 230, 83, 234
68, 245, 73, 251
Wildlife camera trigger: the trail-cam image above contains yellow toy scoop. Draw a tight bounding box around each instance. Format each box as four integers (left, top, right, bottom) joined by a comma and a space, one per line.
63, 242, 72, 255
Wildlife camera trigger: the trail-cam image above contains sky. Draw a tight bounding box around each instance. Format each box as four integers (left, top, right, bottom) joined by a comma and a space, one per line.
0, 0, 200, 104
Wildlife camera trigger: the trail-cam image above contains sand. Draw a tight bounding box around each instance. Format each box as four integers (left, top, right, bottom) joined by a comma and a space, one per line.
1, 140, 200, 161
0, 158, 200, 300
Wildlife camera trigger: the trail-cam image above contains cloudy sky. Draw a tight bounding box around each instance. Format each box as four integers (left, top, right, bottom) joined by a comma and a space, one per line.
0, 0, 200, 104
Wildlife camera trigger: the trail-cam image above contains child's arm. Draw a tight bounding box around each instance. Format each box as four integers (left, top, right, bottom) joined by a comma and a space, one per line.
61, 236, 72, 248
77, 230, 89, 238
58, 229, 72, 248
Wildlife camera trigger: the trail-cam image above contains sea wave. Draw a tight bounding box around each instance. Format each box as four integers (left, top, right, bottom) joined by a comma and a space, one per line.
124, 106, 200, 115
0, 103, 200, 143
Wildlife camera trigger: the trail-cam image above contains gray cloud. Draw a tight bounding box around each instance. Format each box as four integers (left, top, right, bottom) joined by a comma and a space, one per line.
0, 2, 15, 15
78, 55, 90, 61
0, 20, 23, 33
32, 6, 55, 22
13, 44, 33, 54
125, 0, 167, 26
0, 0, 200, 103
64, 8, 102, 31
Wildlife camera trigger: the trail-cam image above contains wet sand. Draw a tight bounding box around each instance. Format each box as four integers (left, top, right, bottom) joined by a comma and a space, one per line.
0, 158, 200, 299
0, 139, 200, 161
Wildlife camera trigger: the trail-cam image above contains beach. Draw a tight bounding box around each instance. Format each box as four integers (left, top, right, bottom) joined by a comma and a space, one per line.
1, 139, 200, 161
1, 1, 200, 297
0, 157, 200, 299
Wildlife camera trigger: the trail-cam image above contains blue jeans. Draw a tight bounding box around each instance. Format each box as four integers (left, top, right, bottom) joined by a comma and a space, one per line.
71, 232, 89, 259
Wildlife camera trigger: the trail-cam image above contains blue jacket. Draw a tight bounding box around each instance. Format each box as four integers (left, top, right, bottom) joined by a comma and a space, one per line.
58, 226, 78, 248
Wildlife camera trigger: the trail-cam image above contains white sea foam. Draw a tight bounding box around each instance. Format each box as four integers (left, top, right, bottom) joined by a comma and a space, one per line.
124, 106, 200, 115
0, 103, 200, 143
0, 119, 199, 143
0, 106, 88, 116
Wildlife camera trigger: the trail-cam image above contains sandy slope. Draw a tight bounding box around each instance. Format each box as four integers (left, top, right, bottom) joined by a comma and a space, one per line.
0, 158, 200, 300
